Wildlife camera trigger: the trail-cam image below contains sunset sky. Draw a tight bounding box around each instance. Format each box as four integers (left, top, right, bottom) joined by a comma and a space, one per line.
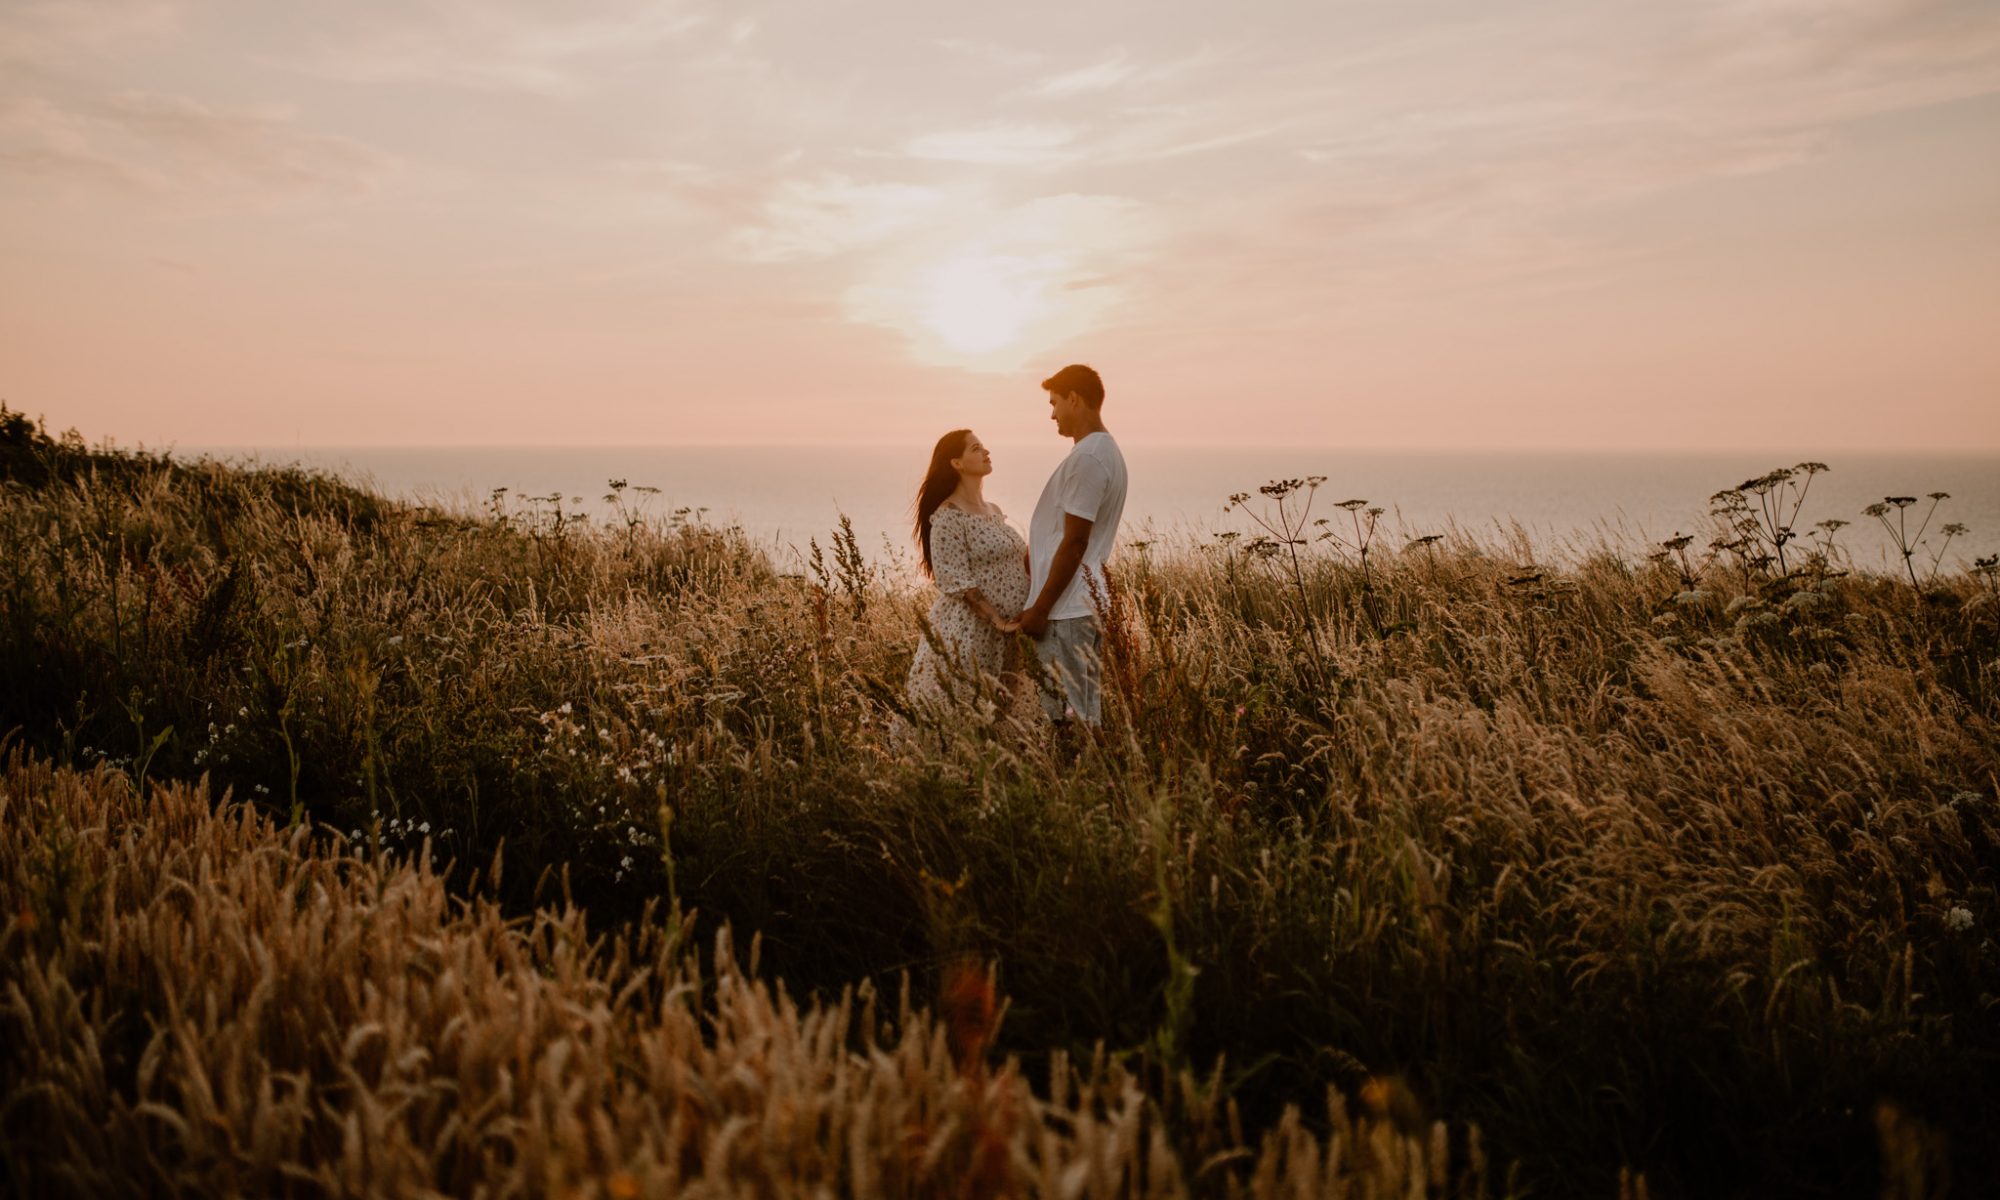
3, 0, 1998, 450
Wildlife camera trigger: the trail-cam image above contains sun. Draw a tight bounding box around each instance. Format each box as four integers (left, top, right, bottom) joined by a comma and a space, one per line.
921, 253, 1043, 354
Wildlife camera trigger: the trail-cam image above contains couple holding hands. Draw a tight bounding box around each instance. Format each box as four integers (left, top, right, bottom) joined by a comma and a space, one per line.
905, 363, 1126, 730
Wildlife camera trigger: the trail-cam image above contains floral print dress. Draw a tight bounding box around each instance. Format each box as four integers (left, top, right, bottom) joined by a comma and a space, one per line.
906, 505, 1030, 711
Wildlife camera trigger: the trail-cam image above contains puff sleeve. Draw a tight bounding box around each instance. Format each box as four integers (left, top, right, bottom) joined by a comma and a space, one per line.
929, 508, 977, 595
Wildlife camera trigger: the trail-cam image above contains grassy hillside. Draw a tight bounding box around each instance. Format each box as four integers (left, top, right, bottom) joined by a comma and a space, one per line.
3, 408, 1995, 1196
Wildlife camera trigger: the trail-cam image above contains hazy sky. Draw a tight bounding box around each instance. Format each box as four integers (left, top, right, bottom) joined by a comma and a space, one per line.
3, 0, 1998, 449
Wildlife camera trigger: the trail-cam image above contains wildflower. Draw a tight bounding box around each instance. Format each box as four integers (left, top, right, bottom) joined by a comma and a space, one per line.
1725, 595, 1758, 616
237, 707, 248, 717
558, 702, 573, 715
386, 635, 404, 646
942, 960, 998, 1076
1945, 906, 1974, 932
1672, 589, 1707, 606
418, 821, 430, 834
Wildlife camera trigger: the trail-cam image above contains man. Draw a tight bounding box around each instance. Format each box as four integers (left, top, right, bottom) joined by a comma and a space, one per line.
1011, 363, 1127, 729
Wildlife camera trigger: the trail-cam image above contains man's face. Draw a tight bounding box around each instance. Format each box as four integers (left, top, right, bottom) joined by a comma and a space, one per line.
1047, 389, 1084, 437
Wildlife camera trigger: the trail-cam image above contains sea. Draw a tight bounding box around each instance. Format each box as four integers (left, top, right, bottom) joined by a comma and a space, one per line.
187, 445, 2000, 579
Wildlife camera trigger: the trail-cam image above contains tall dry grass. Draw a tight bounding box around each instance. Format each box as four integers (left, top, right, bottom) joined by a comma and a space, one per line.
1, 751, 1487, 1198
3, 414, 1996, 1194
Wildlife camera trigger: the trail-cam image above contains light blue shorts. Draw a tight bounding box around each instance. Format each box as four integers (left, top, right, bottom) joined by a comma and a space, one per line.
1034, 616, 1103, 725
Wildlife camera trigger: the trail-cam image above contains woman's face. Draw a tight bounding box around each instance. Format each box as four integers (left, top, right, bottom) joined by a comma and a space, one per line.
952, 433, 993, 479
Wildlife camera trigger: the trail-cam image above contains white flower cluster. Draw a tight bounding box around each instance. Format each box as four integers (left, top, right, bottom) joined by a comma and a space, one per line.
192, 716, 240, 766
344, 810, 451, 858
538, 706, 678, 785
78, 745, 134, 770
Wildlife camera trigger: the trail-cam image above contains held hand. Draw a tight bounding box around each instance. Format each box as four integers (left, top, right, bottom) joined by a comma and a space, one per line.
993, 615, 1022, 634
1015, 608, 1050, 639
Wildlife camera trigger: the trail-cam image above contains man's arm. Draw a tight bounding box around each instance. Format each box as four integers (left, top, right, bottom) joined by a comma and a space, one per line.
1016, 512, 1093, 638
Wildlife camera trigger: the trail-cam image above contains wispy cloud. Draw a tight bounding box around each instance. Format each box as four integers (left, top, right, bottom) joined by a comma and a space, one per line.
1027, 46, 1224, 99
284, 0, 708, 94
1280, 0, 2000, 222
606, 157, 726, 185
1107, 0, 2000, 337
0, 0, 182, 63
933, 38, 1045, 71
730, 173, 947, 262
0, 96, 148, 190
1032, 52, 1138, 96
904, 122, 1081, 166
0, 91, 394, 199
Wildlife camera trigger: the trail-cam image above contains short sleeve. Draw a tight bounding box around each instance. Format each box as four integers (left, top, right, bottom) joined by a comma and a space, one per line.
1057, 456, 1110, 522
929, 509, 977, 594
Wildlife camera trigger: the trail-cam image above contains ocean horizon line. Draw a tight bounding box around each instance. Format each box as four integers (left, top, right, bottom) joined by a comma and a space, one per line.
165, 442, 2000, 458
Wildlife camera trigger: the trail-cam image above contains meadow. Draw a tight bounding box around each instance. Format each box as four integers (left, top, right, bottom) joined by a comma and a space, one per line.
3, 405, 1996, 1197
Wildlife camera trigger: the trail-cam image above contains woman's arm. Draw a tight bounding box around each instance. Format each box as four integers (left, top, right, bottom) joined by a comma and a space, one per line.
948, 584, 1009, 629
931, 509, 1008, 628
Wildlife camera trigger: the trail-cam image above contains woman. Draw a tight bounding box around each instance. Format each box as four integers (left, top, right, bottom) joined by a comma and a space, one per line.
905, 429, 1030, 715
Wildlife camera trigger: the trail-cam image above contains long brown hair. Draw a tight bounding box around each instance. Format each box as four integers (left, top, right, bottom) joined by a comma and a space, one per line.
912, 429, 972, 579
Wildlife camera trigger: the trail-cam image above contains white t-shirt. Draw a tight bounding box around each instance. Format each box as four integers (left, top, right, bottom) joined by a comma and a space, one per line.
1028, 431, 1128, 621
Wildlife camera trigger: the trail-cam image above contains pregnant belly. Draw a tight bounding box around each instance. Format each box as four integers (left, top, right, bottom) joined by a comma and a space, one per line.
989, 568, 1030, 613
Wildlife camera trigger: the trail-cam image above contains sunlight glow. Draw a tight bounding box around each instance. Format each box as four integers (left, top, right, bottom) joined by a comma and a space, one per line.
920, 254, 1043, 353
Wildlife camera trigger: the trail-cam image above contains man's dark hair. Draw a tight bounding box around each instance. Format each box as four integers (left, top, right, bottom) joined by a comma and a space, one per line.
1041, 363, 1105, 408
